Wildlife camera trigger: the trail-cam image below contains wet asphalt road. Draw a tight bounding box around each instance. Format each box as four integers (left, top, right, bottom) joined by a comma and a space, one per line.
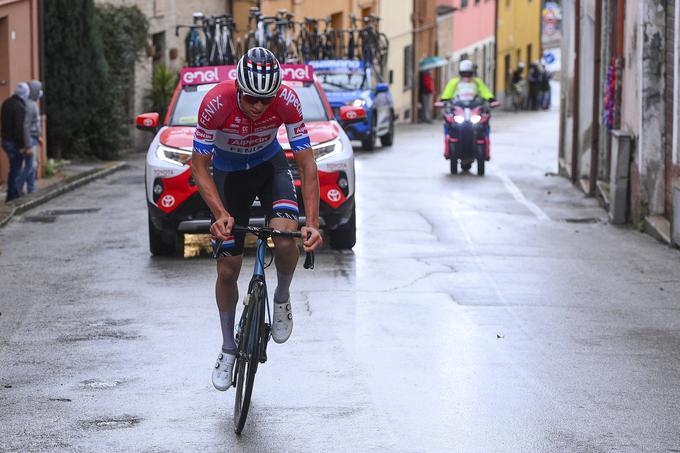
2, 107, 680, 452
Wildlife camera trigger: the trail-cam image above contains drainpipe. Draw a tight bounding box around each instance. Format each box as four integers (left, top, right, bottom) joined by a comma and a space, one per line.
589, 0, 602, 195
571, 0, 581, 183
493, 0, 498, 93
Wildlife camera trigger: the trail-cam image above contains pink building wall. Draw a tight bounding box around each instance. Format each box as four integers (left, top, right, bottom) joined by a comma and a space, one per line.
437, 0, 496, 52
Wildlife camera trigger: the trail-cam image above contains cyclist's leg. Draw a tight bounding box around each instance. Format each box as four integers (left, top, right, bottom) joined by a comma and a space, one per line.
259, 153, 299, 290
258, 153, 299, 343
212, 168, 257, 352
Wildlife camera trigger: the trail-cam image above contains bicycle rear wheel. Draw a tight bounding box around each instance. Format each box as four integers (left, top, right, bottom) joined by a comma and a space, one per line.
233, 280, 265, 434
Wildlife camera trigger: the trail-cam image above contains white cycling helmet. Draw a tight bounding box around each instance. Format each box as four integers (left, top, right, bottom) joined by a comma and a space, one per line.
459, 60, 474, 75
236, 47, 282, 97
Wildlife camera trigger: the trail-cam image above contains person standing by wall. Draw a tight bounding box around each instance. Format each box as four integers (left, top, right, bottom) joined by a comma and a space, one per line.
1, 83, 31, 202
420, 70, 434, 123
17, 80, 44, 194
528, 62, 542, 111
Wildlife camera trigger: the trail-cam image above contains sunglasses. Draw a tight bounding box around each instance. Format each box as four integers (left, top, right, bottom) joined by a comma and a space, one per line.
241, 92, 276, 106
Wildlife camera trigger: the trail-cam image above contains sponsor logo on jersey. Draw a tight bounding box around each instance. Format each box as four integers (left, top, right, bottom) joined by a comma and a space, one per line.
228, 135, 270, 147
279, 88, 303, 115
194, 127, 214, 141
200, 95, 223, 125
293, 124, 307, 136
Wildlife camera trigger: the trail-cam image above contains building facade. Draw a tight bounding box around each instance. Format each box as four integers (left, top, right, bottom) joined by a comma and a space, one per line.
559, 0, 680, 246
94, 0, 232, 150
436, 0, 496, 93
0, 0, 41, 187
494, 0, 541, 102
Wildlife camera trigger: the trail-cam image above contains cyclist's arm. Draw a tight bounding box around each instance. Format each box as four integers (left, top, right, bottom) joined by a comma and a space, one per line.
440, 77, 459, 101
293, 149, 319, 229
280, 87, 322, 250
192, 85, 233, 239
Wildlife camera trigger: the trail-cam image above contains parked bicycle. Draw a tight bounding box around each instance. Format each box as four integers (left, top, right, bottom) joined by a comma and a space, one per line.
214, 225, 314, 435
176, 12, 241, 67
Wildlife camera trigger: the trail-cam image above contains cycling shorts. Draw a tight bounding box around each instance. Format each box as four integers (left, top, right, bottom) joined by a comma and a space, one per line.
211, 151, 298, 257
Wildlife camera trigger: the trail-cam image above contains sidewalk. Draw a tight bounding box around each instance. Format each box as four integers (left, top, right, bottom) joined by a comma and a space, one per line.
0, 160, 127, 228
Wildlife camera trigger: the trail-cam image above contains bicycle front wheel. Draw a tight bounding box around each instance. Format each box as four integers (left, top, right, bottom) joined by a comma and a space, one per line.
233, 280, 265, 434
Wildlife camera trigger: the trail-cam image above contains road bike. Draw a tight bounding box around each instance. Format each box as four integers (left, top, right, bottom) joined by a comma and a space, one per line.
177, 13, 240, 67
213, 225, 314, 434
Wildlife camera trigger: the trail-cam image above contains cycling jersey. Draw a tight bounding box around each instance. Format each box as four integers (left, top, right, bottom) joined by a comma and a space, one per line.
193, 80, 311, 171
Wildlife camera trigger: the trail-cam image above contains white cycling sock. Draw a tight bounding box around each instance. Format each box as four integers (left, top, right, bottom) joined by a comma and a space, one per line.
220, 311, 236, 352
274, 270, 294, 303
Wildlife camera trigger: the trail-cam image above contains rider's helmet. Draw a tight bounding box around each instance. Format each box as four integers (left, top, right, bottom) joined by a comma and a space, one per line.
458, 59, 474, 78
236, 47, 282, 98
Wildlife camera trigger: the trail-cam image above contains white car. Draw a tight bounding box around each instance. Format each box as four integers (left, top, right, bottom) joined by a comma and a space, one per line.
136, 64, 365, 256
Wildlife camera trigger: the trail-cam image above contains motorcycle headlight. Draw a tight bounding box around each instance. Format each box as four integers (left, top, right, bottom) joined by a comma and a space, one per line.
453, 115, 465, 124
349, 99, 367, 108
312, 138, 342, 161
471, 114, 482, 124
156, 145, 191, 166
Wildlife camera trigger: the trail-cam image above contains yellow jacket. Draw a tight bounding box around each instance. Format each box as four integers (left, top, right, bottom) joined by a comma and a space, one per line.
441, 77, 495, 101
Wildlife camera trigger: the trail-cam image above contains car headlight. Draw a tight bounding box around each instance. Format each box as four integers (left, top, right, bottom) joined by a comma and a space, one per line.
312, 138, 342, 161
349, 99, 367, 108
471, 114, 482, 124
453, 115, 465, 124
156, 145, 191, 166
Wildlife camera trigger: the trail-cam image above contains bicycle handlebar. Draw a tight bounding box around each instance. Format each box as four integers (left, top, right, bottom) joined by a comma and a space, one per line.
213, 225, 315, 269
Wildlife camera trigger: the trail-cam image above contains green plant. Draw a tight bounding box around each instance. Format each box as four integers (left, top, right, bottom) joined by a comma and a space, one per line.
44, 1, 148, 160
148, 64, 178, 119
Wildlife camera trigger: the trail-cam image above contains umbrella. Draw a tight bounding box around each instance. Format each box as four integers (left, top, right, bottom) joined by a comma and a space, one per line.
419, 56, 447, 71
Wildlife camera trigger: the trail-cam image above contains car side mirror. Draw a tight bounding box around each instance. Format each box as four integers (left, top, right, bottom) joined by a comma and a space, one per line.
136, 112, 160, 132
338, 105, 367, 125
375, 83, 389, 94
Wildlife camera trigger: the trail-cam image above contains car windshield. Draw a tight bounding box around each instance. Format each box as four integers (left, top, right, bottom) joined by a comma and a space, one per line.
169, 82, 329, 126
317, 72, 368, 92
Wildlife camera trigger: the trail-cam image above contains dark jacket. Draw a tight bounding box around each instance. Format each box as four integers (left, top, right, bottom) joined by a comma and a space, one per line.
1, 95, 29, 148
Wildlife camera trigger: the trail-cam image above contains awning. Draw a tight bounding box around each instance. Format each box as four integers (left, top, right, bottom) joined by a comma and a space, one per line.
419, 56, 447, 71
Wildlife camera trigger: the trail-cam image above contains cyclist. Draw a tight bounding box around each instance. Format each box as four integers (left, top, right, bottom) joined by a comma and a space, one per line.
191, 47, 323, 391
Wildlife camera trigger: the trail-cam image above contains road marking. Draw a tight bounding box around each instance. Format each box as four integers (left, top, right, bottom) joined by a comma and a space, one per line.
491, 163, 550, 221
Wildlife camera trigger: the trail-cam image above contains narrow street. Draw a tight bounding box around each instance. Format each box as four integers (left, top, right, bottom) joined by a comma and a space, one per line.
2, 106, 680, 452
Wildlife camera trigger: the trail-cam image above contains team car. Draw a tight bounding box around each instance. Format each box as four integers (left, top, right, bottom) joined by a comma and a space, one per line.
136, 64, 365, 256
309, 59, 395, 151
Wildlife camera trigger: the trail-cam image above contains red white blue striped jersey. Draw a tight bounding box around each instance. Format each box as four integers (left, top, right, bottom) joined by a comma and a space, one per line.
193, 80, 311, 171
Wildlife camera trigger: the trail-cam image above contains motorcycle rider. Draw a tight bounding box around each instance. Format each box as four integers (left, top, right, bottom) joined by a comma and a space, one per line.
440, 60, 499, 159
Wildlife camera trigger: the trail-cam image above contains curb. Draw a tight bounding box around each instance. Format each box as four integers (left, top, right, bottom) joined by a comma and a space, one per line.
0, 161, 127, 229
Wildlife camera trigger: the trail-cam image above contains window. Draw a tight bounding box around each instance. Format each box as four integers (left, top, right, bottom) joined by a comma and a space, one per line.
404, 45, 413, 91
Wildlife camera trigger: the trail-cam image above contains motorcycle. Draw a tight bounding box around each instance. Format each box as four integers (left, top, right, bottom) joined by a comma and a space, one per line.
435, 92, 497, 176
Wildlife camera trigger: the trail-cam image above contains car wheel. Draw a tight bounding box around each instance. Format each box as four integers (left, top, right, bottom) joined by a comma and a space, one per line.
380, 113, 394, 147
477, 158, 485, 176
361, 115, 377, 151
148, 212, 184, 257
329, 206, 356, 250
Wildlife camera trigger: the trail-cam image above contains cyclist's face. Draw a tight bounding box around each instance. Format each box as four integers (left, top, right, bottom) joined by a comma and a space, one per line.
238, 90, 275, 120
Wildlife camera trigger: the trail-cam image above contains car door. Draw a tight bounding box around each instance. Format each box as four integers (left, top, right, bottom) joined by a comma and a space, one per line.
370, 70, 391, 136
